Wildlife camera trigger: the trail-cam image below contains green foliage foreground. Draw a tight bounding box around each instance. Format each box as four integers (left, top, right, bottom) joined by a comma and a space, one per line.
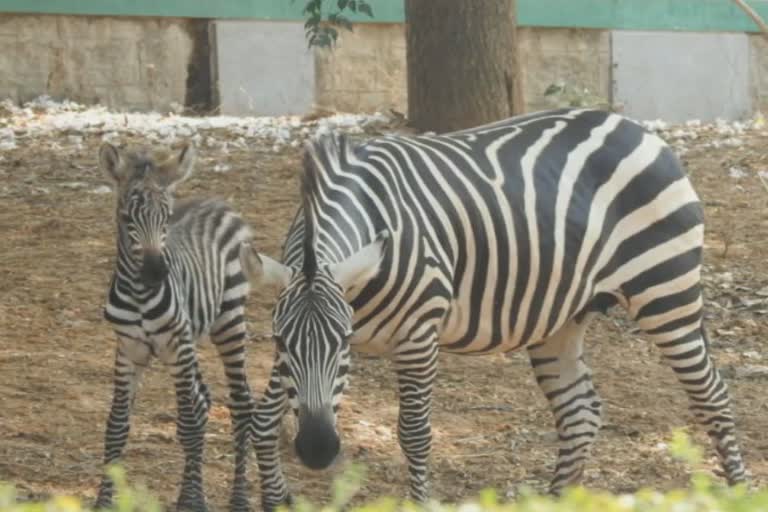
1, 431, 765, 512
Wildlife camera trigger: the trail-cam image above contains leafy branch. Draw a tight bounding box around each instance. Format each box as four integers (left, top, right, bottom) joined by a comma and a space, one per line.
301, 0, 374, 48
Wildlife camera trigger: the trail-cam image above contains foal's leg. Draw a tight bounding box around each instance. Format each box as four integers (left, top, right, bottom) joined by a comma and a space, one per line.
211, 302, 256, 512
170, 338, 211, 512
95, 340, 150, 509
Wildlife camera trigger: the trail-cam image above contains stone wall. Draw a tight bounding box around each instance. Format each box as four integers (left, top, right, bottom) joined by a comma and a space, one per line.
518, 28, 611, 112
2, 14, 765, 120
0, 14, 198, 111
749, 34, 768, 114
314, 24, 407, 114
311, 24, 611, 116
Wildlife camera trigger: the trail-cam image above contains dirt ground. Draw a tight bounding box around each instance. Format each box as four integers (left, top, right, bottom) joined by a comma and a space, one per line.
1, 113, 768, 510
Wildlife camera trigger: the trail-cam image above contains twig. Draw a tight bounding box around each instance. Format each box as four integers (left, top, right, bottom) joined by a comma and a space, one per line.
732, 0, 768, 41
465, 405, 516, 412
757, 170, 768, 194
448, 451, 499, 459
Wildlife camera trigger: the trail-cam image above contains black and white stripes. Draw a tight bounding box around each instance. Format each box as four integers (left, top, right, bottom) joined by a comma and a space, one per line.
95, 143, 256, 512
242, 108, 747, 507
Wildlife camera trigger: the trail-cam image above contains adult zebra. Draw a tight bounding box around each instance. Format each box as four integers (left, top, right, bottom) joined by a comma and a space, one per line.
95, 142, 256, 512
241, 108, 747, 508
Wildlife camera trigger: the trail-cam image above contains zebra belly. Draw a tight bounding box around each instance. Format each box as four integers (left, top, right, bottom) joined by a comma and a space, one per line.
438, 298, 531, 355
108, 320, 181, 366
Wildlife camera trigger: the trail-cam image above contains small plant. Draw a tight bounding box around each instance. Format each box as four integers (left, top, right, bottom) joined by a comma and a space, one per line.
543, 81, 611, 110
2, 434, 767, 512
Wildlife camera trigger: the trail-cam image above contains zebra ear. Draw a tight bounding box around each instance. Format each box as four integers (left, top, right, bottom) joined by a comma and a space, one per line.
240, 242, 292, 291
99, 142, 125, 184
329, 231, 389, 291
156, 142, 197, 189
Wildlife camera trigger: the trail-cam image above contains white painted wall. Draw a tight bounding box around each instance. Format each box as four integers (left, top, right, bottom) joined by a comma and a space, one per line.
215, 20, 315, 116
612, 31, 751, 122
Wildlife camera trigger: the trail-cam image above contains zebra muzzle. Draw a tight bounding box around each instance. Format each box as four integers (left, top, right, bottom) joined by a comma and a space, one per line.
140, 251, 168, 289
294, 407, 340, 470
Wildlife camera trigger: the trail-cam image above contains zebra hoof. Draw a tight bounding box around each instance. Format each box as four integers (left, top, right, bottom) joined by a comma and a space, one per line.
262, 493, 292, 512
228, 495, 251, 512
176, 497, 208, 512
93, 498, 112, 511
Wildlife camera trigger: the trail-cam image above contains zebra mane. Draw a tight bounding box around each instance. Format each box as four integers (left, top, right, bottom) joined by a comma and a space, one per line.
300, 132, 351, 280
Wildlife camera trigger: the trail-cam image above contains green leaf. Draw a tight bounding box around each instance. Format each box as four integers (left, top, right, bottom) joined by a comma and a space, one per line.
338, 0, 349, 10
358, 1, 373, 17
304, 12, 321, 30
302, 0, 320, 16
349, 0, 358, 12
544, 83, 564, 96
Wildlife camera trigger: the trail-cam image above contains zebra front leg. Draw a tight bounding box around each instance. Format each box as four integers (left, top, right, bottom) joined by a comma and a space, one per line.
95, 343, 148, 510
171, 344, 211, 512
526, 316, 602, 495
211, 311, 256, 512
253, 365, 291, 512
395, 341, 439, 503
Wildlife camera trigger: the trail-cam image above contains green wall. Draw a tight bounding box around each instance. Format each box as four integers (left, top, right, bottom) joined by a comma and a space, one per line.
1, 0, 768, 33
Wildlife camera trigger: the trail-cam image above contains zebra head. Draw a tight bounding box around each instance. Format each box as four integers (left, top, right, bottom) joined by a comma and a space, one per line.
241, 232, 388, 470
99, 142, 196, 289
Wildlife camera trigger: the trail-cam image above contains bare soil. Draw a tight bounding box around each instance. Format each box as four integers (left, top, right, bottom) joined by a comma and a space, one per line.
1, 120, 768, 509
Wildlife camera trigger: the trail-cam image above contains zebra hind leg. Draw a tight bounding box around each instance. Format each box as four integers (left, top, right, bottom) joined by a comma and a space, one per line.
526, 315, 602, 495
629, 280, 747, 485
95, 345, 148, 510
210, 301, 256, 512
171, 342, 211, 512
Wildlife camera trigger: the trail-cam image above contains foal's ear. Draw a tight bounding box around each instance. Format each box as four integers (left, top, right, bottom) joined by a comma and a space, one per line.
99, 142, 125, 184
156, 142, 197, 190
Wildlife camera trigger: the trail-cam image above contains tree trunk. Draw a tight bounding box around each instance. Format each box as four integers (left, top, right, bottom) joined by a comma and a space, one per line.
405, 0, 522, 133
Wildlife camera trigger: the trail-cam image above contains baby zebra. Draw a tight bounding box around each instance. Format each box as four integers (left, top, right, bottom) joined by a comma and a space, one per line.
95, 142, 256, 512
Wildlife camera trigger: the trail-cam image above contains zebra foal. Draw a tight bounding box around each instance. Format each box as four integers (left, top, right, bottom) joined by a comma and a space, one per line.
241, 108, 747, 508
95, 142, 256, 512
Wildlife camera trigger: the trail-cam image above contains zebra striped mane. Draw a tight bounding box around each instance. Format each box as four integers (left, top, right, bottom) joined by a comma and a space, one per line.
301, 132, 351, 280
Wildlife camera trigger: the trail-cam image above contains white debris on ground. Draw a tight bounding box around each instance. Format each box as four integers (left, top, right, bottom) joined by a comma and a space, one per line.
0, 95, 392, 154
2, 95, 768, 189
641, 113, 767, 159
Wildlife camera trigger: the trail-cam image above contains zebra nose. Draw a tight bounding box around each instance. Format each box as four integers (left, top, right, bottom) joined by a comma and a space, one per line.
294, 408, 340, 470
140, 251, 168, 288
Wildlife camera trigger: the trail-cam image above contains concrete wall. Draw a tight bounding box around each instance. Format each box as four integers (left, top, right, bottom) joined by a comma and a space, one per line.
0, 14, 197, 111
215, 20, 314, 116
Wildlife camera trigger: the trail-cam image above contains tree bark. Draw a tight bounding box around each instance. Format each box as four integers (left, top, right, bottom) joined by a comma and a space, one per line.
405, 0, 521, 133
